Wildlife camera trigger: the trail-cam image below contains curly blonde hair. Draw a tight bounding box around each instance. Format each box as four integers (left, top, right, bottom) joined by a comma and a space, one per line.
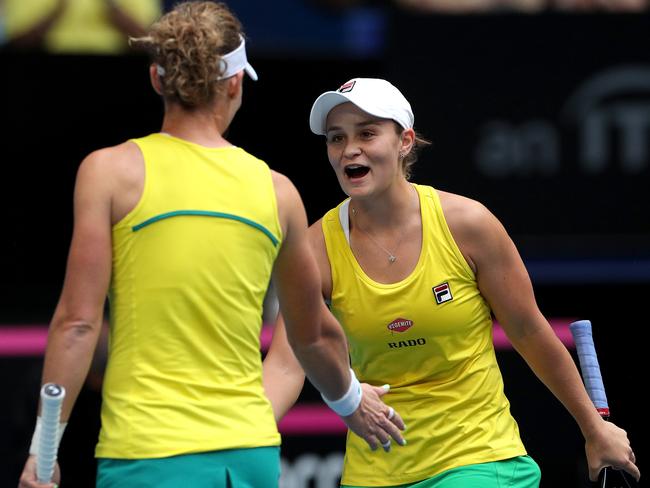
130, 1, 244, 108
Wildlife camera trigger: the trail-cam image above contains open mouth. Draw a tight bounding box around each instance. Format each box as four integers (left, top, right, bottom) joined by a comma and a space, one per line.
344, 165, 370, 179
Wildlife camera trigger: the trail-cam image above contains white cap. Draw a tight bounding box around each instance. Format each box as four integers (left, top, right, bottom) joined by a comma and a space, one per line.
309, 78, 414, 135
218, 35, 258, 81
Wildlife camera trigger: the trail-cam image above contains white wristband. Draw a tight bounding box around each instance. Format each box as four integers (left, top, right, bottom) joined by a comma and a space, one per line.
29, 417, 67, 457
321, 368, 363, 417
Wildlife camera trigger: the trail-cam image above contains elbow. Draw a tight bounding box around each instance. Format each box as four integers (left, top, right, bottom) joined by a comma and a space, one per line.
283, 311, 324, 356
50, 316, 102, 347
285, 315, 329, 361
287, 329, 322, 358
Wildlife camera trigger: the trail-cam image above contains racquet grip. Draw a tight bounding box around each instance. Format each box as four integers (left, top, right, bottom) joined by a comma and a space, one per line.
569, 320, 610, 417
37, 383, 66, 484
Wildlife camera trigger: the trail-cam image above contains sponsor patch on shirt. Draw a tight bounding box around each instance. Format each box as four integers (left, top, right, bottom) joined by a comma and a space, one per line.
387, 318, 413, 333
388, 318, 413, 332
433, 282, 453, 304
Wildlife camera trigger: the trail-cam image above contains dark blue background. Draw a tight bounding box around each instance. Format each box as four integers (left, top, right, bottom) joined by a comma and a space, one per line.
1, 11, 647, 487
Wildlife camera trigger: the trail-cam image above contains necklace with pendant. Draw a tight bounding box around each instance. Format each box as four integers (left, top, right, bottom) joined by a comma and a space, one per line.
351, 207, 404, 264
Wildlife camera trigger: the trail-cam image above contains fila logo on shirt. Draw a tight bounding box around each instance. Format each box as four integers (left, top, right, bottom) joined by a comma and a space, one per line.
432, 282, 453, 305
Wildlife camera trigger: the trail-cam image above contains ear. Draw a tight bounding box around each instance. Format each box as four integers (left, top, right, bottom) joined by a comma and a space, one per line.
400, 128, 416, 155
226, 71, 245, 99
149, 64, 163, 95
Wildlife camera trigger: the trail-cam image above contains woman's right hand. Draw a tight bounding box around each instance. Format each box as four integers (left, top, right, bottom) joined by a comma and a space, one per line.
584, 419, 640, 482
18, 455, 60, 488
342, 383, 406, 452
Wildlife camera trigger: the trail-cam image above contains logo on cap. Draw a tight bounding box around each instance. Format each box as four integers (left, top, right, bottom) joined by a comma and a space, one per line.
338, 80, 356, 93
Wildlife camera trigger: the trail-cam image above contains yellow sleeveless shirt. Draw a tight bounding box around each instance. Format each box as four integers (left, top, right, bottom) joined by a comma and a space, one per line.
323, 184, 526, 485
96, 133, 282, 459
4, 0, 161, 54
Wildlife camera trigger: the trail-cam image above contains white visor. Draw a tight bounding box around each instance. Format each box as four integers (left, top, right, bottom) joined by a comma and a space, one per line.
219, 35, 258, 81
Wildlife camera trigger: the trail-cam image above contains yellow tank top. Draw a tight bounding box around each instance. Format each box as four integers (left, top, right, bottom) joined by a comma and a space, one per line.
4, 0, 160, 54
96, 133, 282, 459
323, 184, 526, 485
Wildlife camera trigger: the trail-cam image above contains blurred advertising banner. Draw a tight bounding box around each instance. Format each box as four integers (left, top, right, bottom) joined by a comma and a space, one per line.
386, 13, 650, 280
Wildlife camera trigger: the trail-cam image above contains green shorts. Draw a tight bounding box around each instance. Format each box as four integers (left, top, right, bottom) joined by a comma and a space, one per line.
97, 446, 280, 488
342, 455, 541, 488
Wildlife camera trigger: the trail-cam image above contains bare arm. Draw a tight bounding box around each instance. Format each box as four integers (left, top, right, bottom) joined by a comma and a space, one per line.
262, 215, 333, 421
6, 0, 66, 49
104, 0, 149, 38
271, 172, 351, 400
42, 150, 114, 420
263, 315, 305, 422
19, 148, 118, 488
270, 172, 405, 450
446, 194, 639, 482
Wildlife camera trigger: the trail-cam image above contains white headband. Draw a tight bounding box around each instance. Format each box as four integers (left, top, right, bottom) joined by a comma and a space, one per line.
218, 35, 258, 81
155, 35, 258, 81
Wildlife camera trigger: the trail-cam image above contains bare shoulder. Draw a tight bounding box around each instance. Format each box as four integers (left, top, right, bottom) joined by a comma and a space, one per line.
270, 169, 290, 185
83, 140, 140, 164
77, 142, 145, 224
270, 170, 308, 241
270, 169, 295, 191
78, 141, 142, 182
436, 189, 510, 272
437, 189, 496, 237
271, 170, 301, 205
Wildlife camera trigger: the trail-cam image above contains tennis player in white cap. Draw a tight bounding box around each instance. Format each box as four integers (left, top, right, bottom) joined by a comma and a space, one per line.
264, 77, 639, 487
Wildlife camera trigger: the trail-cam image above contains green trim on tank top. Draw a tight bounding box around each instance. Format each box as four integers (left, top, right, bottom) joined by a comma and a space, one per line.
132, 210, 279, 246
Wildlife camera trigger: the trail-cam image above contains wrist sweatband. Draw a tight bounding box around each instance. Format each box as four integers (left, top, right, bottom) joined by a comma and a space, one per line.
29, 417, 67, 456
321, 368, 362, 417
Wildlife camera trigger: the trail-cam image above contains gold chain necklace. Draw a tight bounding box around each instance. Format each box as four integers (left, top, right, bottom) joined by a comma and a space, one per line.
351, 208, 404, 264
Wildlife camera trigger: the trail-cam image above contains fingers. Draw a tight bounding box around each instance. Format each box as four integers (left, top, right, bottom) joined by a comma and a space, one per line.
358, 429, 395, 452
381, 439, 392, 452
591, 464, 641, 484
366, 434, 393, 453
18, 456, 59, 488
346, 382, 409, 451
379, 409, 398, 453
382, 403, 406, 432
367, 402, 406, 446
364, 435, 391, 452
585, 420, 640, 482
588, 453, 641, 483
373, 384, 390, 398
366, 436, 379, 451
343, 403, 406, 451
619, 456, 641, 482
381, 411, 407, 446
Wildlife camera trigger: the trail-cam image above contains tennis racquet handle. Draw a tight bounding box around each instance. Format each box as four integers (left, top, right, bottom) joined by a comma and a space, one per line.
37, 383, 66, 484
569, 320, 638, 488
569, 320, 609, 418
